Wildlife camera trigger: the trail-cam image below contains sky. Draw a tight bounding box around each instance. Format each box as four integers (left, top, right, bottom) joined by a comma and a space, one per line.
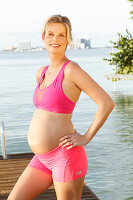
0, 0, 132, 49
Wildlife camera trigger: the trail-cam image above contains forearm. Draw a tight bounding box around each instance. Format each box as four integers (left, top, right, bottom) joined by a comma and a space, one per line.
84, 103, 115, 144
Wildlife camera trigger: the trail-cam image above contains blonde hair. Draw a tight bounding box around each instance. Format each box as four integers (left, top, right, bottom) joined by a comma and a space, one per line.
42, 14, 72, 45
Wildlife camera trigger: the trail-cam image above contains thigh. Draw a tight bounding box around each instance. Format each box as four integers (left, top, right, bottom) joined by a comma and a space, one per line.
53, 175, 85, 200
53, 147, 88, 200
7, 165, 53, 200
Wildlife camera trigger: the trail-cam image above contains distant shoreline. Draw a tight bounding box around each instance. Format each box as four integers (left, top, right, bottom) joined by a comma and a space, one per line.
0, 46, 112, 53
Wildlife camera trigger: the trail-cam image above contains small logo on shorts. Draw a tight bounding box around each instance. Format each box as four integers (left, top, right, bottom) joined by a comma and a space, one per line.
76, 171, 82, 175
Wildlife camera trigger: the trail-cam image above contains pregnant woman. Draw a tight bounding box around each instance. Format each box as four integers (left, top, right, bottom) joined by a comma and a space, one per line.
8, 14, 115, 200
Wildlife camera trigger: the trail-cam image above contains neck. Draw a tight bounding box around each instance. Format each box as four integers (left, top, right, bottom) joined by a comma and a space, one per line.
48, 53, 68, 69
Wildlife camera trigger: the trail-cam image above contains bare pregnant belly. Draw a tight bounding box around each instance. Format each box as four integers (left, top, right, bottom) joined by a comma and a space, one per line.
27, 109, 75, 154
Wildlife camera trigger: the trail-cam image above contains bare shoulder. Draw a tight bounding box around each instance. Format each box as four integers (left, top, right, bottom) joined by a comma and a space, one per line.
65, 61, 82, 81
66, 60, 88, 79
36, 66, 47, 84
66, 61, 81, 73
66, 60, 114, 106
65, 60, 91, 86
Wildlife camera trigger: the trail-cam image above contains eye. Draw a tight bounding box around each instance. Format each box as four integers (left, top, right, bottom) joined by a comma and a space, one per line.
49, 33, 53, 35
59, 34, 64, 37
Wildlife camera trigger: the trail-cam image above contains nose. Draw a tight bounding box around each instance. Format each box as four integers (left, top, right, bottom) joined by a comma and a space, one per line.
53, 35, 59, 41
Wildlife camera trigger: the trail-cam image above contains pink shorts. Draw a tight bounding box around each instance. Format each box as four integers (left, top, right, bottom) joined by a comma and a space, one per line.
29, 132, 88, 182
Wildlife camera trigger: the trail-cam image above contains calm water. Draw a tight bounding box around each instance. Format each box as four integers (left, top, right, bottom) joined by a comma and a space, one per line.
0, 48, 133, 200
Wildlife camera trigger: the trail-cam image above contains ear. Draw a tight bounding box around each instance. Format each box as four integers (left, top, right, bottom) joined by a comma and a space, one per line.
42, 35, 45, 40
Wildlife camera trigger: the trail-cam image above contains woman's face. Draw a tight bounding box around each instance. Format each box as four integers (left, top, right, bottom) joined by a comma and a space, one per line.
42, 23, 68, 54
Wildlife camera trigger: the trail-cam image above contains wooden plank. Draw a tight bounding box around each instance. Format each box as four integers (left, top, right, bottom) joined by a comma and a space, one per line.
0, 153, 100, 200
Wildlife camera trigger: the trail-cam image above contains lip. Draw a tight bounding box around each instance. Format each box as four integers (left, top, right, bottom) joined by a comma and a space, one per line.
50, 44, 61, 46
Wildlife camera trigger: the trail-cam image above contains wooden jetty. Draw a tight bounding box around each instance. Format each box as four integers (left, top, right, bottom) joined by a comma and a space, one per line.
0, 152, 100, 200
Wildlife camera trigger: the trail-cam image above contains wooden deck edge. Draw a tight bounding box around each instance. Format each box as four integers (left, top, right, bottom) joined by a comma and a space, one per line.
0, 152, 34, 160
85, 185, 100, 200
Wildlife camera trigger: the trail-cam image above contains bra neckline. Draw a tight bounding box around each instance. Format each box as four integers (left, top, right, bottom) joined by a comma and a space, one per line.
38, 60, 71, 90
38, 65, 51, 90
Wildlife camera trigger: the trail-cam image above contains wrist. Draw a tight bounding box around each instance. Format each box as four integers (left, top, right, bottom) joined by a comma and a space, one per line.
83, 132, 91, 144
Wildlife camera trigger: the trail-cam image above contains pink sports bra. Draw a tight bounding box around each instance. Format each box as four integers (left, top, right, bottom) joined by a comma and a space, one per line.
33, 60, 76, 114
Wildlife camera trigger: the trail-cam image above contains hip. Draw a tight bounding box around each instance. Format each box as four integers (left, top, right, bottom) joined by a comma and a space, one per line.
29, 140, 88, 182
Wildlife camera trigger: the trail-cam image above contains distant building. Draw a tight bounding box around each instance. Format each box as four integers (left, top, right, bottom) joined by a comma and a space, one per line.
75, 38, 91, 49
6, 45, 14, 51
81, 39, 91, 48
18, 41, 31, 50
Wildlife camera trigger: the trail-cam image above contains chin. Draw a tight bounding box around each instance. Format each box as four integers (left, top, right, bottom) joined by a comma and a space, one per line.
48, 49, 65, 54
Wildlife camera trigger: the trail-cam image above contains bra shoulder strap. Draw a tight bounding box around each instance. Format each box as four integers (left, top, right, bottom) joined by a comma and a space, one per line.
38, 65, 49, 85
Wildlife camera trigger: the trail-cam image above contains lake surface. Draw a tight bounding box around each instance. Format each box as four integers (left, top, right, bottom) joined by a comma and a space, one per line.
0, 48, 133, 200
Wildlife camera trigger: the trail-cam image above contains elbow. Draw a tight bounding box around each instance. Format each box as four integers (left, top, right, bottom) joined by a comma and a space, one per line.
110, 98, 115, 109
106, 99, 115, 111
99, 99, 115, 111
110, 101, 115, 112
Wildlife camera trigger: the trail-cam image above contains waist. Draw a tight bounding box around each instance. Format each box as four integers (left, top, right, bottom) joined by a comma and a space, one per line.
33, 108, 72, 121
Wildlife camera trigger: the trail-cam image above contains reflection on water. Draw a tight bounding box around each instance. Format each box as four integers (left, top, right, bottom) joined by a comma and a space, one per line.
84, 89, 133, 200
112, 91, 133, 145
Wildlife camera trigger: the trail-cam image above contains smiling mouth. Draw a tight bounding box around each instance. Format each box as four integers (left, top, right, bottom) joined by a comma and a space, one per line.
50, 44, 61, 47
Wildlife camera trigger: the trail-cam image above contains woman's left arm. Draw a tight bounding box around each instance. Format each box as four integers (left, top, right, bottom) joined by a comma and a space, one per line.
59, 62, 115, 148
